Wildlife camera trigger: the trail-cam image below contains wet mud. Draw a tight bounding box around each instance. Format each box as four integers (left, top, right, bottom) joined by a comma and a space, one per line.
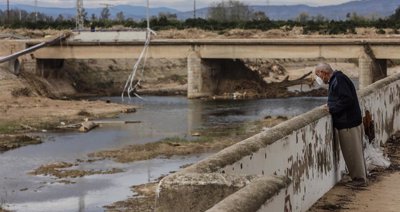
0, 135, 41, 152
29, 161, 124, 179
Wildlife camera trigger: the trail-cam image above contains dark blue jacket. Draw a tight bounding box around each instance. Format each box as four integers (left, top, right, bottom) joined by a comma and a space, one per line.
328, 71, 362, 130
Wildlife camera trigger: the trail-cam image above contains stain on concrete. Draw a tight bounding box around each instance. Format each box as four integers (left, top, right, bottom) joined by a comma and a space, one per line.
363, 110, 375, 143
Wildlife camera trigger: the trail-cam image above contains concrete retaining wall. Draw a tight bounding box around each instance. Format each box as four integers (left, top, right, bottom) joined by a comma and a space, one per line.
156, 72, 400, 212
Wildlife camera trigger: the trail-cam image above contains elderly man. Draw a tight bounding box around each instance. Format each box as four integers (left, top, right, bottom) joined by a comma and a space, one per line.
315, 63, 367, 187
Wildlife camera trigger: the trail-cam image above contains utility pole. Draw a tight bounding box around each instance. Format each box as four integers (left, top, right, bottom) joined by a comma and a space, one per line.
146, 0, 149, 30
100, 3, 113, 9
34, 0, 38, 22
76, 0, 84, 30
6, 0, 9, 24
193, 0, 196, 19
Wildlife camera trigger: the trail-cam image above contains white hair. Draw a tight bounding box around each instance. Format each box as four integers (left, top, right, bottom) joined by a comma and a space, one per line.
315, 63, 333, 74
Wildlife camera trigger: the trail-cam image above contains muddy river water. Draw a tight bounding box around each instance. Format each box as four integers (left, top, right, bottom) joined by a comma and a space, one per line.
0, 96, 326, 211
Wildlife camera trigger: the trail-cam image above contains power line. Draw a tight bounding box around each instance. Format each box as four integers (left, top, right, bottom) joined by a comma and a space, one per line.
6, 0, 9, 24
34, 0, 38, 22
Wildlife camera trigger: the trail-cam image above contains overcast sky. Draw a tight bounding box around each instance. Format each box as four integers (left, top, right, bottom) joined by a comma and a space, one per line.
9, 0, 356, 11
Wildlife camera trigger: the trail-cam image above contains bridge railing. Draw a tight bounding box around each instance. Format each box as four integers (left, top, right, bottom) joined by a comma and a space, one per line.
156, 72, 400, 212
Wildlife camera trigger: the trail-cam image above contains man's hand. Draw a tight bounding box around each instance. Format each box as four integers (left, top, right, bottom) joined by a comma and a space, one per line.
323, 104, 330, 113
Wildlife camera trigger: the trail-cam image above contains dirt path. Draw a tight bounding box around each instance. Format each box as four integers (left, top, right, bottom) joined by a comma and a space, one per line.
309, 132, 400, 212
345, 172, 400, 212
310, 172, 400, 212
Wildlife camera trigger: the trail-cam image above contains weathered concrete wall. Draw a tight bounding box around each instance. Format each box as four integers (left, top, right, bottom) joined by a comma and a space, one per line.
157, 72, 400, 212
358, 73, 400, 145
206, 176, 291, 212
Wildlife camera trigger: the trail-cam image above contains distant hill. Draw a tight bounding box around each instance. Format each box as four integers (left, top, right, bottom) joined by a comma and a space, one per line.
178, 0, 400, 20
253, 0, 400, 20
0, 4, 181, 20
0, 0, 399, 21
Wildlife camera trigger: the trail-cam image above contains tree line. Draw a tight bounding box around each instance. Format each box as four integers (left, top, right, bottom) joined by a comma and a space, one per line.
0, 0, 400, 35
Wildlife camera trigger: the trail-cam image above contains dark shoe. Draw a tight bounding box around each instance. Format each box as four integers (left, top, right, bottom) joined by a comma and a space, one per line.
346, 178, 368, 188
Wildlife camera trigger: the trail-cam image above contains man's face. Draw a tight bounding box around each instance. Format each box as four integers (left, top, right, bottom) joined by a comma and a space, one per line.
316, 70, 330, 84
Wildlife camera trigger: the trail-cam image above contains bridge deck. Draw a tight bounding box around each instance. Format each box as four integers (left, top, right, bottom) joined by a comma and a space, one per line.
31, 38, 400, 60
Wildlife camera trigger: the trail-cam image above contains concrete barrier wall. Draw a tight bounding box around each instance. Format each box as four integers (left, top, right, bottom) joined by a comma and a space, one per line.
358, 74, 400, 145
156, 72, 400, 212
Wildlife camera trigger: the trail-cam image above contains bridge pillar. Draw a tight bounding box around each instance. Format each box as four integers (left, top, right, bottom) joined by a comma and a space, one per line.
359, 53, 387, 89
8, 58, 21, 75
187, 51, 219, 99
373, 59, 387, 82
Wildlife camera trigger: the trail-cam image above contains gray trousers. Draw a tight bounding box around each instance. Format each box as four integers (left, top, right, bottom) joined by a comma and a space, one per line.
335, 125, 367, 181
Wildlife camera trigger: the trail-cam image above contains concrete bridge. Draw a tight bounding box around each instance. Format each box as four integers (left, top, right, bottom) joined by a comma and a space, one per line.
26, 36, 400, 98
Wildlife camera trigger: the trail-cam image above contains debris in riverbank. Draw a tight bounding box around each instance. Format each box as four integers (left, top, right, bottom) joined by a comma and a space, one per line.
29, 162, 124, 178
210, 59, 319, 100
79, 121, 99, 132
0, 135, 41, 152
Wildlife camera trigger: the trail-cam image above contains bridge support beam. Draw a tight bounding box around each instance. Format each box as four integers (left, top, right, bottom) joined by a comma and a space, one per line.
359, 53, 387, 89
187, 51, 220, 99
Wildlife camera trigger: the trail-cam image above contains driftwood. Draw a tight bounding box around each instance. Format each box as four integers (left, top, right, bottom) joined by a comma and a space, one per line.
20, 124, 38, 131
79, 121, 99, 133
56, 123, 81, 129
55, 120, 140, 132
93, 120, 141, 124
270, 71, 313, 88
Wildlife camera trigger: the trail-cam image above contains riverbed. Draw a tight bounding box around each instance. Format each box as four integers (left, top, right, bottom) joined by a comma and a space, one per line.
0, 96, 326, 212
